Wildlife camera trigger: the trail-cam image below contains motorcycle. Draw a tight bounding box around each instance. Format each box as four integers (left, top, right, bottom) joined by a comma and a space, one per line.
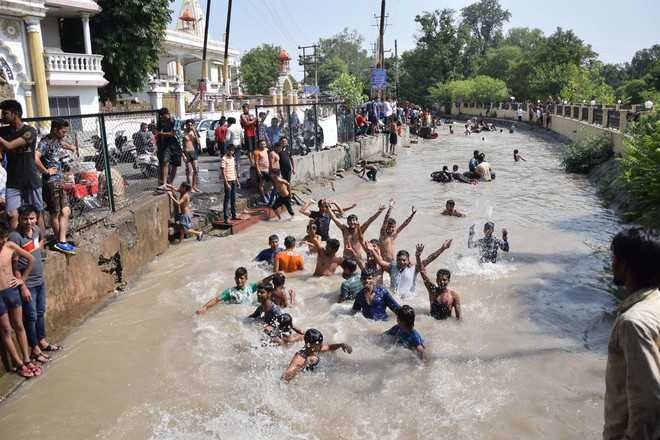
114, 130, 137, 163
135, 151, 159, 178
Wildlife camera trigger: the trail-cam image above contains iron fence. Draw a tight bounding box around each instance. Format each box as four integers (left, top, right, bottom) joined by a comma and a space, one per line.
255, 102, 351, 156
572, 106, 580, 119
593, 107, 604, 126
581, 107, 589, 121
21, 109, 160, 231
607, 109, 621, 130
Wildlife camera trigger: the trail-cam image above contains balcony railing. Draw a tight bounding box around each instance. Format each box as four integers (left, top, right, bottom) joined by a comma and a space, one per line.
44, 52, 104, 73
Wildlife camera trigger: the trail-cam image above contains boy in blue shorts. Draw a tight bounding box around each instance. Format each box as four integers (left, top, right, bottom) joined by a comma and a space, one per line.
383, 305, 427, 362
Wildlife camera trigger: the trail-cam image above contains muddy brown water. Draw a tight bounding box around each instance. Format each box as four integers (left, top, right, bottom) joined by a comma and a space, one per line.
0, 127, 619, 439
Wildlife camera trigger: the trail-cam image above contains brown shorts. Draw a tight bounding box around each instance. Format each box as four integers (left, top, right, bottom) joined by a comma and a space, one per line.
44, 180, 69, 214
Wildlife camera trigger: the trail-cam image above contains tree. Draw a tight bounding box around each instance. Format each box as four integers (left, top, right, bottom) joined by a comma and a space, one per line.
329, 73, 367, 107
460, 0, 511, 56
313, 29, 373, 91
560, 62, 615, 104
628, 45, 660, 79
504, 27, 545, 55
602, 63, 629, 90
478, 45, 523, 82
317, 56, 348, 90
240, 44, 280, 95
532, 28, 597, 68
429, 76, 506, 105
471, 75, 509, 103
616, 79, 649, 104
92, 0, 172, 101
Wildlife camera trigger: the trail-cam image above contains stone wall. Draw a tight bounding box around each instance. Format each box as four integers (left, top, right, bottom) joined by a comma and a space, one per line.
1, 195, 170, 375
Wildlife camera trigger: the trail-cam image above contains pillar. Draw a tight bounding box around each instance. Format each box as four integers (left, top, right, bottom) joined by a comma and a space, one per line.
148, 91, 163, 110
602, 105, 609, 128
175, 56, 184, 82
270, 87, 278, 106
24, 17, 49, 118
288, 92, 296, 105
81, 13, 92, 55
174, 82, 185, 118
619, 110, 628, 132
24, 90, 34, 117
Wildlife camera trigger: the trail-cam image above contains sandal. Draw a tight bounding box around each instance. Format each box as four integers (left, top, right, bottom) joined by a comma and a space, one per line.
31, 352, 49, 364
41, 343, 62, 352
13, 363, 34, 379
25, 361, 42, 377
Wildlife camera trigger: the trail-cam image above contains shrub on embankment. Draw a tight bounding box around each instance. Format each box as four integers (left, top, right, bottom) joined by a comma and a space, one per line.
560, 135, 614, 174
618, 113, 660, 229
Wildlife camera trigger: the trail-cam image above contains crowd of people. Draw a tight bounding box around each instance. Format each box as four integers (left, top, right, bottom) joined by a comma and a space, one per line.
194, 191, 512, 381
0, 99, 65, 379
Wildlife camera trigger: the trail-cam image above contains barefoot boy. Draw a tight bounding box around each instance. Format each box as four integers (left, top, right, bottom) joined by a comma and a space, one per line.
270, 169, 295, 219
167, 182, 203, 242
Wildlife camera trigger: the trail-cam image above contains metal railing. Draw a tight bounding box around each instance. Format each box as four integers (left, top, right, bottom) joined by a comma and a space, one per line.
21, 109, 160, 231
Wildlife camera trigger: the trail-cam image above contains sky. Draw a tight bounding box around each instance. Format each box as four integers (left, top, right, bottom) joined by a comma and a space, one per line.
170, 0, 660, 80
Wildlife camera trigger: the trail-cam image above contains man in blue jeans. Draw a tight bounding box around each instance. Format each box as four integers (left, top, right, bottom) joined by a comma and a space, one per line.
220, 144, 240, 223
9, 205, 61, 364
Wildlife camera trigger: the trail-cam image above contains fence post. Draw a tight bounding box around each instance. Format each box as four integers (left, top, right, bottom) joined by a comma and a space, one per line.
313, 103, 319, 151
98, 114, 116, 212
286, 105, 294, 155
335, 103, 340, 143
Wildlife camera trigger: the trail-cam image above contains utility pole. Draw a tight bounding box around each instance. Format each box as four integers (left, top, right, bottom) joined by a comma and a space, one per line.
394, 39, 398, 100
378, 0, 386, 69
200, 0, 212, 119
221, 0, 233, 115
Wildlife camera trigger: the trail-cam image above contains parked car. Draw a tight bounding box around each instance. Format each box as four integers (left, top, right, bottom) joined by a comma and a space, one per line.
206, 119, 222, 155
174, 118, 210, 152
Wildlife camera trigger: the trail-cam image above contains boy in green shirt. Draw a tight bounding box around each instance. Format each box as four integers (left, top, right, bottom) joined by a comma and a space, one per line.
196, 267, 257, 314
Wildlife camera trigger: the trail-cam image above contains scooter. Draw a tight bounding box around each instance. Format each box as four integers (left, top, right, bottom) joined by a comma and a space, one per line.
114, 130, 136, 163
135, 151, 159, 178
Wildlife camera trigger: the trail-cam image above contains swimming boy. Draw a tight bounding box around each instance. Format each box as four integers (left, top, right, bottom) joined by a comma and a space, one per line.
265, 313, 304, 346
441, 200, 465, 217
270, 169, 295, 219
416, 244, 461, 320
468, 222, 509, 263
196, 267, 257, 314
356, 160, 378, 181
167, 182, 203, 242
329, 204, 386, 259
378, 199, 417, 262
365, 239, 452, 299
262, 272, 295, 307
383, 305, 427, 362
274, 236, 304, 273
254, 234, 283, 266
304, 235, 344, 277
352, 270, 401, 321
451, 165, 478, 185
513, 149, 526, 162
338, 259, 362, 303
281, 328, 352, 382
248, 283, 282, 327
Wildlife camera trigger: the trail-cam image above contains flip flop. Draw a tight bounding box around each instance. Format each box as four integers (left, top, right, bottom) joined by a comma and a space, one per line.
41, 343, 63, 352
14, 363, 34, 379
25, 361, 42, 376
31, 352, 49, 364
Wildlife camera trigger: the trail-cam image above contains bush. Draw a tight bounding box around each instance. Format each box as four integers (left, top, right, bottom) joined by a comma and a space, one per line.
560, 135, 613, 174
488, 110, 498, 118
619, 112, 660, 228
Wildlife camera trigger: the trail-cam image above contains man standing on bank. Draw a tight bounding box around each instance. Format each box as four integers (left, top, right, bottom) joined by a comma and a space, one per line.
603, 228, 660, 440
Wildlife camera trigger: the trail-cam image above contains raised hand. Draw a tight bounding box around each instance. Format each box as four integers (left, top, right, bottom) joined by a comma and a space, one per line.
469, 224, 476, 235
415, 243, 425, 256
502, 228, 508, 239
441, 239, 453, 250
411, 206, 417, 215
341, 343, 353, 354
389, 198, 395, 208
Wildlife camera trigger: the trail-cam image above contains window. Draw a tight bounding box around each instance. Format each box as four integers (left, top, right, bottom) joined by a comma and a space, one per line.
49, 96, 82, 130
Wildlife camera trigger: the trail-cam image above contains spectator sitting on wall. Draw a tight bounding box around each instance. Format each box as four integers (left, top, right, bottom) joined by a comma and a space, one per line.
34, 118, 77, 254
0, 100, 46, 244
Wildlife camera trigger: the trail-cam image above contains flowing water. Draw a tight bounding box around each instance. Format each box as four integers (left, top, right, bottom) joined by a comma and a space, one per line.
0, 127, 621, 439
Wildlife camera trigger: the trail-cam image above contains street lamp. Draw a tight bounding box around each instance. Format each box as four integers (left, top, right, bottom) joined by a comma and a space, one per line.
563, 99, 568, 105
644, 100, 654, 110
590, 99, 596, 106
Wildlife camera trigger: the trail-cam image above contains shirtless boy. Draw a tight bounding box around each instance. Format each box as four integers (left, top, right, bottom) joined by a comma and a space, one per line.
182, 119, 200, 192
0, 221, 41, 378
270, 169, 294, 219
304, 235, 344, 277
167, 182, 203, 242
265, 313, 303, 346
416, 244, 461, 320
441, 200, 465, 217
329, 204, 386, 258
281, 328, 352, 382
378, 199, 417, 262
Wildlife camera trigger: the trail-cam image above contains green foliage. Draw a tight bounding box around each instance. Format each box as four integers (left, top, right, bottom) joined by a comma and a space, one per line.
329, 73, 367, 107
429, 75, 507, 105
460, 0, 511, 56
471, 75, 509, 103
478, 45, 523, 81
560, 62, 615, 104
628, 45, 660, 79
240, 44, 280, 95
92, 0, 172, 101
317, 56, 348, 90
619, 112, 660, 228
560, 135, 614, 174
617, 79, 649, 104
313, 29, 372, 91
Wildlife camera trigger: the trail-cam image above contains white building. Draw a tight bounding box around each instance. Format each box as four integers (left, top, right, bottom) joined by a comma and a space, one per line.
0, 0, 108, 117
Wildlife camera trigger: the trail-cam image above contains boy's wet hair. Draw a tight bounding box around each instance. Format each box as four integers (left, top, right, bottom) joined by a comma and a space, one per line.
446, 200, 455, 207
159, 107, 170, 116
277, 313, 292, 331
17, 204, 39, 218
396, 250, 410, 259
347, 214, 358, 223
185, 119, 194, 125
272, 272, 286, 287
257, 282, 273, 293
386, 218, 396, 226
235, 267, 248, 278
611, 228, 660, 286
227, 117, 236, 124
284, 235, 296, 248
0, 220, 9, 238
327, 238, 341, 252
397, 305, 416, 328
304, 328, 323, 346
268, 234, 279, 243
484, 221, 495, 230
452, 165, 459, 171
442, 165, 449, 171
341, 259, 357, 273
473, 150, 479, 157
51, 118, 69, 131
360, 269, 376, 280
436, 268, 451, 280
180, 182, 192, 192
513, 149, 519, 154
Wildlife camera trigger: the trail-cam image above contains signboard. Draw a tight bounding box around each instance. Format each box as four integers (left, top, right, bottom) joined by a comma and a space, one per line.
304, 85, 320, 95
371, 68, 387, 89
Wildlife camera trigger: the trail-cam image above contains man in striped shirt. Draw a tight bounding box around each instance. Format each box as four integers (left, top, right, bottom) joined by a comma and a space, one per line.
220, 144, 240, 223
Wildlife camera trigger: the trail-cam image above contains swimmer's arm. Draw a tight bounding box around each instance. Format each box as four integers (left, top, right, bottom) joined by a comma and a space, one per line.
454, 292, 462, 320
196, 295, 222, 314
341, 203, 357, 213
292, 325, 304, 335
247, 306, 262, 319
298, 201, 313, 217
366, 242, 390, 271
468, 227, 477, 248
421, 239, 452, 267
273, 256, 280, 273
282, 354, 306, 382
328, 207, 347, 232
321, 343, 352, 353
361, 204, 386, 234
380, 199, 395, 237
415, 345, 428, 362
396, 206, 417, 235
